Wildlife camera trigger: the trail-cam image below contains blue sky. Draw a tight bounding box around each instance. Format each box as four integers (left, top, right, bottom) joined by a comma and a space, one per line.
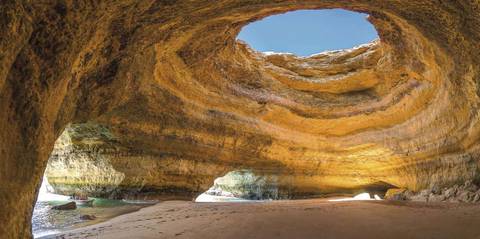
237, 9, 378, 56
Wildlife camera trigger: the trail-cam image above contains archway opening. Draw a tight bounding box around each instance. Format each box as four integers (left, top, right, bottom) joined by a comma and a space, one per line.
237, 9, 379, 56
195, 170, 280, 202
195, 170, 394, 203
32, 124, 157, 238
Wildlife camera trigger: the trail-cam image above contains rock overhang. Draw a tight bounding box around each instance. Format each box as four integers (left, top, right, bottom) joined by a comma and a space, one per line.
45, 3, 479, 199
1, 1, 480, 237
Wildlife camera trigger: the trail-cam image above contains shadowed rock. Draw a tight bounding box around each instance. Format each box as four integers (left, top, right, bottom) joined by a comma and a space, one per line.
51, 202, 76, 210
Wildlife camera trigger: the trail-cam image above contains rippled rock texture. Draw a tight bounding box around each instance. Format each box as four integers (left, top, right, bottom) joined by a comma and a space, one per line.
1, 1, 480, 238
386, 180, 480, 203
46, 123, 228, 200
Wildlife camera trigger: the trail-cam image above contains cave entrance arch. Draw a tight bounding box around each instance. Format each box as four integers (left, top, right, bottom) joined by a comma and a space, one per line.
195, 170, 397, 203
195, 169, 280, 202
32, 124, 137, 238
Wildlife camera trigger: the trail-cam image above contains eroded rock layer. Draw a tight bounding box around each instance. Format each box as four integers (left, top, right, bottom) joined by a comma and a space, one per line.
1, 1, 480, 238
385, 180, 480, 203
46, 123, 230, 200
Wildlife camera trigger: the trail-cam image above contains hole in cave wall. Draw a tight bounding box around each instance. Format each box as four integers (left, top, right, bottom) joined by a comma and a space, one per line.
195, 169, 397, 202
237, 9, 379, 57
195, 169, 280, 202
31, 124, 150, 238
195, 170, 397, 202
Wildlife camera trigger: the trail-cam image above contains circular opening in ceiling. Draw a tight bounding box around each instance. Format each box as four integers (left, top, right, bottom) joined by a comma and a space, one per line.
237, 9, 379, 57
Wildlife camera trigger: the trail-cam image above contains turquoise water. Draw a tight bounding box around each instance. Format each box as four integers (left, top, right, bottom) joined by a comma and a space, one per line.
33, 177, 155, 238
32, 197, 152, 238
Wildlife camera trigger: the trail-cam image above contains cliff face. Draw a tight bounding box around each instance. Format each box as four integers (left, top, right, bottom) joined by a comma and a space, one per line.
1, 1, 480, 238
46, 124, 125, 198
46, 123, 230, 200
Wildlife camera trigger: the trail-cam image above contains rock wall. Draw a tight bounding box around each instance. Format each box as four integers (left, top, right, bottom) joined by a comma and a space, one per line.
46, 122, 395, 200
46, 123, 230, 200
1, 1, 480, 238
386, 180, 480, 203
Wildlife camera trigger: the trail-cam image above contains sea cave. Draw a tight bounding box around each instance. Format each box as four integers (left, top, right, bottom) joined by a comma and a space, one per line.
2, 1, 480, 238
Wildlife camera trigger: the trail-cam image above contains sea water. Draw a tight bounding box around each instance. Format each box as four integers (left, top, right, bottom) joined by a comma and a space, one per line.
32, 177, 155, 238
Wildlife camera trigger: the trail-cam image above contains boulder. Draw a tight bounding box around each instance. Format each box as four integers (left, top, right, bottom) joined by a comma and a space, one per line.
80, 214, 97, 220
444, 187, 457, 198
384, 188, 408, 201
457, 191, 474, 203
472, 193, 480, 203
410, 194, 428, 202
431, 185, 441, 195
52, 202, 77, 210
428, 194, 446, 202
463, 180, 478, 192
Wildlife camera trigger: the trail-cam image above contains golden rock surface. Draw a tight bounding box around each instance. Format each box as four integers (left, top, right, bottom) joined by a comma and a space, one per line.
1, 1, 480, 238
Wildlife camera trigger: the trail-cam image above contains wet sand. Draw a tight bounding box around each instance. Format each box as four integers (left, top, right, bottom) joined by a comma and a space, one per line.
43, 199, 480, 239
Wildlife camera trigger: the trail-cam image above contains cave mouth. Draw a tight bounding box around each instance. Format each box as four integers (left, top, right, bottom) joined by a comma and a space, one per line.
31, 124, 156, 238
237, 9, 379, 57
195, 170, 279, 202
195, 170, 395, 203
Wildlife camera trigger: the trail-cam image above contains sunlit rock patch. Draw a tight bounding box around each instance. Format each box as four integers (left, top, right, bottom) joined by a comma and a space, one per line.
46, 124, 125, 198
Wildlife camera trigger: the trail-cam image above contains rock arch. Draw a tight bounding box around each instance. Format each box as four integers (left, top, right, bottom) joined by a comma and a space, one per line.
1, 1, 480, 238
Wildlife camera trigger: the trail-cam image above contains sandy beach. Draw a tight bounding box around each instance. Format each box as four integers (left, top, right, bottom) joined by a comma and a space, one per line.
42, 199, 480, 239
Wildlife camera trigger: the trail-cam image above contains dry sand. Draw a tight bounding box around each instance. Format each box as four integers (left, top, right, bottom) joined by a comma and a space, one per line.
43, 199, 480, 239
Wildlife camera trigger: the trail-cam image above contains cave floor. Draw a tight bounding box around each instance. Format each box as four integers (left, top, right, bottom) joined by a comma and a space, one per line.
42, 199, 480, 239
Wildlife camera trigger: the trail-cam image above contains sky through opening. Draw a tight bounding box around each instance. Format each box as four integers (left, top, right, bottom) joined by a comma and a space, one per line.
237, 9, 378, 56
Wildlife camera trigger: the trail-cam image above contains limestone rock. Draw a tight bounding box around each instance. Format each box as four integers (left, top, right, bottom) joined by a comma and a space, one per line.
385, 189, 408, 201
2, 1, 480, 238
457, 191, 473, 203
80, 214, 96, 220
472, 194, 480, 203
444, 187, 457, 199
428, 194, 446, 203
388, 182, 480, 203
51, 202, 76, 210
